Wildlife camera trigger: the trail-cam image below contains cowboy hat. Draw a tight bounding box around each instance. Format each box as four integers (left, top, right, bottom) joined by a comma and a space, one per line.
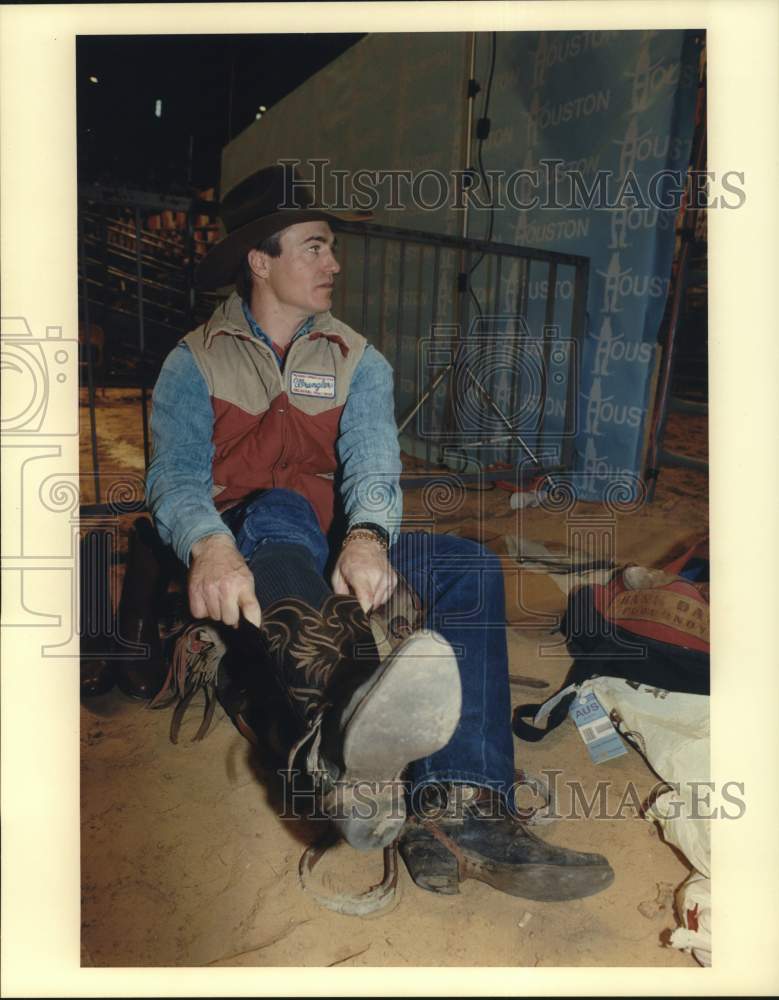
195, 163, 359, 291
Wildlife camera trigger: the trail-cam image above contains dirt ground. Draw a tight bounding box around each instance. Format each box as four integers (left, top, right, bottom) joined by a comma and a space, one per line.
79, 389, 708, 968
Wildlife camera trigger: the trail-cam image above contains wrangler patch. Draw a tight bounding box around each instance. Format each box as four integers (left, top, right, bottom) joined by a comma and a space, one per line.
290, 371, 336, 398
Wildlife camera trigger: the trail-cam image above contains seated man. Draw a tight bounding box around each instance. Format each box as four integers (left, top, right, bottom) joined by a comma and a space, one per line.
144, 163, 614, 901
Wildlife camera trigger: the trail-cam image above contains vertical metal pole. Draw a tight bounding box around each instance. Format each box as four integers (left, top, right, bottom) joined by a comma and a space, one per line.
99, 202, 110, 329
563, 259, 588, 470
481, 252, 495, 454
414, 246, 424, 347
427, 246, 441, 465
431, 246, 441, 330
80, 208, 102, 504
519, 257, 530, 321
412, 246, 425, 459
134, 205, 146, 355
378, 239, 388, 356
543, 261, 558, 332
461, 33, 478, 241
461, 249, 472, 343
494, 252, 503, 316
450, 32, 477, 455
135, 205, 151, 468
445, 248, 472, 439
484, 253, 493, 318
537, 260, 558, 458
647, 234, 693, 502
517, 256, 532, 464
361, 229, 369, 336
394, 241, 406, 378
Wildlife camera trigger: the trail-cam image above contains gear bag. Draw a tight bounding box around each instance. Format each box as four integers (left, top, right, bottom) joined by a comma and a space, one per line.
513, 539, 709, 742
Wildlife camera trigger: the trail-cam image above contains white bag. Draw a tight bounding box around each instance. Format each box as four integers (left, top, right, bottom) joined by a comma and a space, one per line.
580, 677, 711, 964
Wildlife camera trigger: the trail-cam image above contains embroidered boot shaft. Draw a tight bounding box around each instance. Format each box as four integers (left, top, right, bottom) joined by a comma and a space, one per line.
252, 590, 461, 851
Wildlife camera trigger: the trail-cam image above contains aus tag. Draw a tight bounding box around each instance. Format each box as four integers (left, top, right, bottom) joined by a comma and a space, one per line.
569, 690, 627, 764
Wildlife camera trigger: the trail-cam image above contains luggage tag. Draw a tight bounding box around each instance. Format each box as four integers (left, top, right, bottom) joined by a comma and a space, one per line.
569, 689, 627, 764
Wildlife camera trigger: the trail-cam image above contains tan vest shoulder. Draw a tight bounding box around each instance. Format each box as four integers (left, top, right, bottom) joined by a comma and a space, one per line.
312, 311, 367, 352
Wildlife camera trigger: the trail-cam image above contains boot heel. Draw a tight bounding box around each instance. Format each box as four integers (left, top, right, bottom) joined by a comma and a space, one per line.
398, 832, 461, 895
414, 869, 460, 895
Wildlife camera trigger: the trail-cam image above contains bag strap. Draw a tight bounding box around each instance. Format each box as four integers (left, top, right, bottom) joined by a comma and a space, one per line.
512, 682, 579, 742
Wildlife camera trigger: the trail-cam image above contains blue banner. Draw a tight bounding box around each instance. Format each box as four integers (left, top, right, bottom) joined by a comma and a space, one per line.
469, 29, 702, 498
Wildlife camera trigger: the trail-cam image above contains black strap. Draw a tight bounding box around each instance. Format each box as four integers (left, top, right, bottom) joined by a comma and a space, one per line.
512, 689, 578, 742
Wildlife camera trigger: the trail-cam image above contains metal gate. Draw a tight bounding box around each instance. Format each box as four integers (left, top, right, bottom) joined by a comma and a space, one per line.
77, 186, 589, 505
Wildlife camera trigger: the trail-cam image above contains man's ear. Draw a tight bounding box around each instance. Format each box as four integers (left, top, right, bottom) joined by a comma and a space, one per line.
247, 248, 270, 279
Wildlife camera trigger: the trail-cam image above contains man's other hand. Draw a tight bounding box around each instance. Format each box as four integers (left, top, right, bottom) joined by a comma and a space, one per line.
188, 534, 262, 628
332, 539, 398, 614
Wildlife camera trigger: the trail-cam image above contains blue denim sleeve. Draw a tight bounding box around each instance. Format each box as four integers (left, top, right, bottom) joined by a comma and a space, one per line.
145, 342, 234, 565
337, 344, 403, 542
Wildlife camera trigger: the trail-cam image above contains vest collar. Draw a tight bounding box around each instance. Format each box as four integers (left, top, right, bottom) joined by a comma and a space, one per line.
202, 292, 252, 348
202, 291, 340, 350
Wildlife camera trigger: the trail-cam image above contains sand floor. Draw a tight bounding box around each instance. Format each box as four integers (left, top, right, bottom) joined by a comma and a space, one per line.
79, 389, 708, 968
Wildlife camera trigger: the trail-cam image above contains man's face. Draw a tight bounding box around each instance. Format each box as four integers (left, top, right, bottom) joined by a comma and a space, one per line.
259, 220, 340, 316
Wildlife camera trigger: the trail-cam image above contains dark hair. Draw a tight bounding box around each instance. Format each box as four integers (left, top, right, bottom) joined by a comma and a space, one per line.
236, 231, 283, 300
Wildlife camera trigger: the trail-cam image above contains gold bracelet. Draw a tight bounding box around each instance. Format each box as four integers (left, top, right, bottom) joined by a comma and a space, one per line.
342, 528, 389, 552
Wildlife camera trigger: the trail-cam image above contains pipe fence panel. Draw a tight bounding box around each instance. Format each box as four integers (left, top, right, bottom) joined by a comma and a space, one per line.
77, 189, 589, 503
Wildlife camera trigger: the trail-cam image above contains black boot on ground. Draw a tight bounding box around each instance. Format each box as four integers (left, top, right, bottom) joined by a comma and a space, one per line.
80, 657, 116, 698
249, 593, 462, 853
114, 517, 171, 700
80, 529, 117, 699
399, 784, 614, 902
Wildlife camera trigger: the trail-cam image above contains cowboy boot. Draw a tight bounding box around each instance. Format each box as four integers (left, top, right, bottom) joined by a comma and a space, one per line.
114, 516, 171, 700
246, 592, 462, 852
220, 567, 425, 758
399, 784, 614, 901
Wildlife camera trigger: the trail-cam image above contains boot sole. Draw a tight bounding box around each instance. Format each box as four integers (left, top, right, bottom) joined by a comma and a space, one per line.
403, 840, 615, 902
342, 629, 462, 779
331, 630, 462, 851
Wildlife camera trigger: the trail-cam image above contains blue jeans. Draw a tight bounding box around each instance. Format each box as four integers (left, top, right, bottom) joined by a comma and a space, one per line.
225, 488, 517, 808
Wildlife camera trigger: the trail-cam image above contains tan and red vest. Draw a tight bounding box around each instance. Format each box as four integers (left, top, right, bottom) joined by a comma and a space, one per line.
184, 292, 367, 533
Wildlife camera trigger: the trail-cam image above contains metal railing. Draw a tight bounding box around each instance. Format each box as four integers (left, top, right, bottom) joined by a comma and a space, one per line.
78, 186, 221, 503
77, 187, 589, 504
329, 219, 589, 481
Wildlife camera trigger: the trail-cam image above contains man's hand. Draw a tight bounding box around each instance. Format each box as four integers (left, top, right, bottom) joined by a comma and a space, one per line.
331, 538, 398, 613
188, 533, 262, 628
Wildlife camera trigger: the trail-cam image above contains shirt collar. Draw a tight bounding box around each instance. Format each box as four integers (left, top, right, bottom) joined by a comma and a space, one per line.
240, 299, 315, 351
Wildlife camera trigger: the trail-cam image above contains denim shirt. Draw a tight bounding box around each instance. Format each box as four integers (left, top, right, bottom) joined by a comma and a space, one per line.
145, 302, 403, 565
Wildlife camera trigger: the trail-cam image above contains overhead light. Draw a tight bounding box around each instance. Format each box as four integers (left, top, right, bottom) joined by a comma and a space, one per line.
89, 75, 98, 84
258, 105, 267, 112
255, 112, 262, 120
155, 99, 162, 118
